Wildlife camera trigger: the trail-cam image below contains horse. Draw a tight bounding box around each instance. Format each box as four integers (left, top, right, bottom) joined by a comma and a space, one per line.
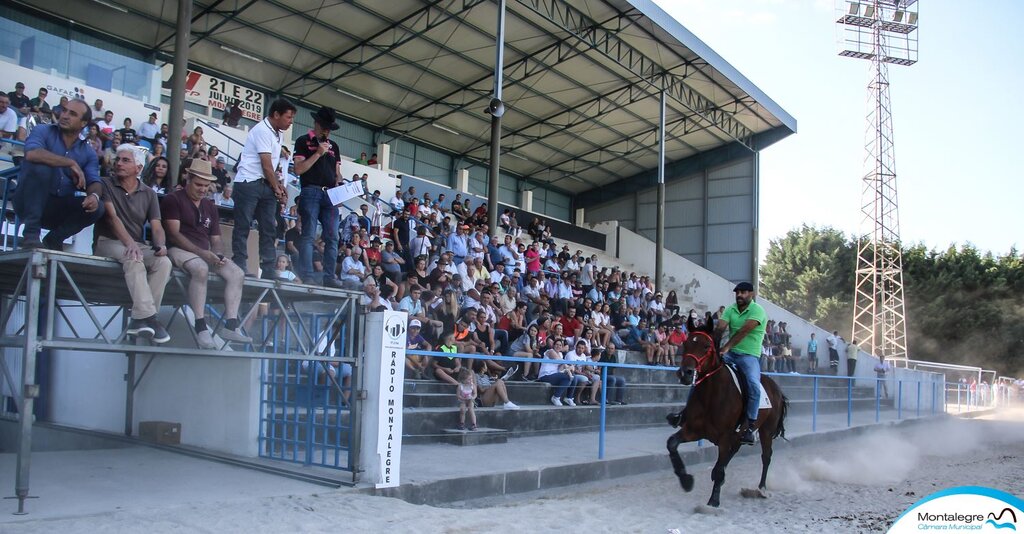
665, 322, 788, 507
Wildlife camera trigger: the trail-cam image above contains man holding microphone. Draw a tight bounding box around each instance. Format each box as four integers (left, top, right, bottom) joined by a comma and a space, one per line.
292, 106, 343, 287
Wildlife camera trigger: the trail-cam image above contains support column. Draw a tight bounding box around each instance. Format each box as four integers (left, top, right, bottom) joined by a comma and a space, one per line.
375, 142, 390, 171
655, 91, 666, 293
167, 0, 192, 183
14, 253, 43, 514
358, 311, 408, 488
486, 0, 507, 236
520, 189, 533, 212
456, 169, 470, 193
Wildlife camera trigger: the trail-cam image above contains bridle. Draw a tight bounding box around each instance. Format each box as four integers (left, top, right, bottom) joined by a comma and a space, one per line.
680, 331, 722, 386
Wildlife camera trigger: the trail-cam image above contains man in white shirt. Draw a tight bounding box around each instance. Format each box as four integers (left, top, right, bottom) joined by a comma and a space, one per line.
826, 330, 840, 373
0, 94, 18, 139
338, 245, 367, 288
389, 186, 404, 214
95, 110, 116, 146
137, 112, 160, 149
231, 98, 295, 277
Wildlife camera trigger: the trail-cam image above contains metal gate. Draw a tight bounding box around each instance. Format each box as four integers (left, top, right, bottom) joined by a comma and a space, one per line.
258, 305, 362, 475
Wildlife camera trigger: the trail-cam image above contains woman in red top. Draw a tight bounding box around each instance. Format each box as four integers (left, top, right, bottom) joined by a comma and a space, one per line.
524, 243, 541, 274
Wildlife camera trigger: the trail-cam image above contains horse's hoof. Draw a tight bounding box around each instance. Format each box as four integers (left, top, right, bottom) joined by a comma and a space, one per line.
680, 474, 694, 492
707, 497, 720, 508
740, 487, 770, 499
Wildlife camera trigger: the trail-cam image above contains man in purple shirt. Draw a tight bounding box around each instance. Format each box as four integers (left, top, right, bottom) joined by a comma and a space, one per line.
12, 99, 104, 250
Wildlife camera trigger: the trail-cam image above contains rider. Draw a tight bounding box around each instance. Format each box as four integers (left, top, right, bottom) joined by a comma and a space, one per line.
714, 281, 768, 445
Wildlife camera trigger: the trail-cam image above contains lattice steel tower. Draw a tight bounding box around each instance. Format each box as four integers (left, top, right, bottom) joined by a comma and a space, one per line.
836, 0, 919, 365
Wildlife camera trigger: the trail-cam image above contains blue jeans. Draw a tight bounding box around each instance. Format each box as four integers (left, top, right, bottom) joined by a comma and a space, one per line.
297, 186, 339, 282
538, 372, 571, 398
606, 375, 626, 402
724, 351, 761, 422
231, 180, 278, 273
12, 164, 105, 242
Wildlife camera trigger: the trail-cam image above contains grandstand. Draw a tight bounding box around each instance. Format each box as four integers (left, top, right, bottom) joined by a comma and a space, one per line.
0, 0, 965, 514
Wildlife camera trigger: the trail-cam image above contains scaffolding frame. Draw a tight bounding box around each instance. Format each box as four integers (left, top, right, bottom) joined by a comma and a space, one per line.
0, 249, 364, 514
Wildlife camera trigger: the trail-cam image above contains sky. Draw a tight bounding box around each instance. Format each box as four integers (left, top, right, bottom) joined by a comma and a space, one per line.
652, 0, 1024, 261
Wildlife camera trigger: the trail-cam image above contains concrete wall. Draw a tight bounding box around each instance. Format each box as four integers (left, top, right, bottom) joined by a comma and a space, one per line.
32, 294, 261, 456
131, 353, 261, 456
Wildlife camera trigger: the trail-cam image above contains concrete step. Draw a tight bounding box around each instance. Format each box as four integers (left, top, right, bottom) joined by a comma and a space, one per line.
401, 397, 884, 444
441, 427, 508, 446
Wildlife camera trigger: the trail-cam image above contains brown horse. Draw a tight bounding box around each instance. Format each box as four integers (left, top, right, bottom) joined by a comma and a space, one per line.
666, 325, 788, 507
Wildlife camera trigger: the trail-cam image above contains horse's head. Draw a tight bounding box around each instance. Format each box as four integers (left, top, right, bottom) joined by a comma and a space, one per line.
677, 315, 720, 386
677, 331, 717, 385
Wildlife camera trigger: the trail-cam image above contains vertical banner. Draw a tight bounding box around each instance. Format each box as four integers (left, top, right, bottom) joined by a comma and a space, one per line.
359, 311, 407, 488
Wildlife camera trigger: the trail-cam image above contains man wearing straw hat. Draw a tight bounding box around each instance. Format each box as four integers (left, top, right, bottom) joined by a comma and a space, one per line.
162, 159, 252, 350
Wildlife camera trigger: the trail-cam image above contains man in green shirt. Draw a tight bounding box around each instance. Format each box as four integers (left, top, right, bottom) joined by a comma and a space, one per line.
715, 281, 768, 445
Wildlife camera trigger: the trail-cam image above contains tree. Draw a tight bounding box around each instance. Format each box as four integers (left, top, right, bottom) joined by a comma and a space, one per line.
759, 225, 855, 333
761, 226, 1024, 375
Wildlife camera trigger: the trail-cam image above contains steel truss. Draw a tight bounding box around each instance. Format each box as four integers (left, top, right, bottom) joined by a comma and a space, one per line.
849, 1, 910, 366
514, 0, 755, 149
0, 250, 364, 514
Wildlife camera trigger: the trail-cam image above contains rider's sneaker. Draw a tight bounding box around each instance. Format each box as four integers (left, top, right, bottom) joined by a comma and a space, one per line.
739, 427, 756, 445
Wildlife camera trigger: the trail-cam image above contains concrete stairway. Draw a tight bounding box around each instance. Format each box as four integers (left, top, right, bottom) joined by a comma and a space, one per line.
260, 349, 884, 452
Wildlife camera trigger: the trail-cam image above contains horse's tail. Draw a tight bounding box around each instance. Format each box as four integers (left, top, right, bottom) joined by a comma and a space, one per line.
773, 392, 789, 440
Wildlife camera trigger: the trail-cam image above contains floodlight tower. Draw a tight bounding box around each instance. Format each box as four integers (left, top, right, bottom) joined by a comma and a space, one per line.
836, 0, 919, 366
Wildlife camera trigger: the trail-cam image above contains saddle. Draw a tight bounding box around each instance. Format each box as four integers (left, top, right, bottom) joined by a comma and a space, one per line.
724, 363, 772, 412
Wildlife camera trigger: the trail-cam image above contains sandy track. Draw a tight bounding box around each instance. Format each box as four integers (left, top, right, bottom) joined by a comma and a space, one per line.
8, 411, 1024, 533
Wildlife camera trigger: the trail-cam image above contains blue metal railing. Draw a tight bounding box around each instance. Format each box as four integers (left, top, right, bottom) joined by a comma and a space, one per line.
404, 350, 981, 460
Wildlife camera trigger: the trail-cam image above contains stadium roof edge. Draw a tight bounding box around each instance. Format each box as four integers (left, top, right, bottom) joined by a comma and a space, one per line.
623, 0, 798, 134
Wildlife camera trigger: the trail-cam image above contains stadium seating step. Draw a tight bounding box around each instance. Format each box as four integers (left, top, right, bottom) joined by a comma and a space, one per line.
440, 427, 508, 446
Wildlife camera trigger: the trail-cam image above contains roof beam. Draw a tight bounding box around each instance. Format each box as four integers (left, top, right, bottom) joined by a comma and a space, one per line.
515, 0, 755, 149
529, 114, 691, 186
280, 0, 488, 99
252, 0, 622, 180
603, 4, 777, 131
151, 0, 226, 49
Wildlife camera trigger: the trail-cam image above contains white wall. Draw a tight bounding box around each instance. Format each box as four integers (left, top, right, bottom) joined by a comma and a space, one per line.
6, 62, 160, 126
132, 353, 261, 456
42, 302, 260, 456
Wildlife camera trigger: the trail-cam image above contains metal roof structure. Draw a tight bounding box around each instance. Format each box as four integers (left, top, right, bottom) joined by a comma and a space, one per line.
21, 0, 796, 195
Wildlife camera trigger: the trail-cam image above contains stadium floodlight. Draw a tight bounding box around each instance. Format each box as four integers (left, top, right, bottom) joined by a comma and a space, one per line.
836, 0, 920, 367
219, 45, 263, 63
90, 0, 128, 13
336, 88, 371, 103
431, 123, 460, 136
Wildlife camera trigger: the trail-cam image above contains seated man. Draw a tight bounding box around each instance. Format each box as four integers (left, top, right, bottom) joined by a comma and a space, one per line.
162, 159, 252, 349
94, 144, 172, 343
12, 98, 104, 249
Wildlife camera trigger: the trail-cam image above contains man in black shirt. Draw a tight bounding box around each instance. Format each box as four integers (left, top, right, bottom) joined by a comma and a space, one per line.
7, 82, 31, 117
293, 106, 342, 287
212, 156, 230, 191
118, 117, 138, 144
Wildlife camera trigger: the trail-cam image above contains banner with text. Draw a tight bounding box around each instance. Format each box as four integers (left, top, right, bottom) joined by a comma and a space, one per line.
181, 70, 264, 122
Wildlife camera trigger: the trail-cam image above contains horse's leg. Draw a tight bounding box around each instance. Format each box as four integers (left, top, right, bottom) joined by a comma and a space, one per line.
757, 430, 773, 495
667, 431, 694, 492
707, 440, 741, 507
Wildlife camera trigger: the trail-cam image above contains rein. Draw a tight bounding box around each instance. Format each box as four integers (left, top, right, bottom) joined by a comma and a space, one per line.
681, 331, 723, 386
